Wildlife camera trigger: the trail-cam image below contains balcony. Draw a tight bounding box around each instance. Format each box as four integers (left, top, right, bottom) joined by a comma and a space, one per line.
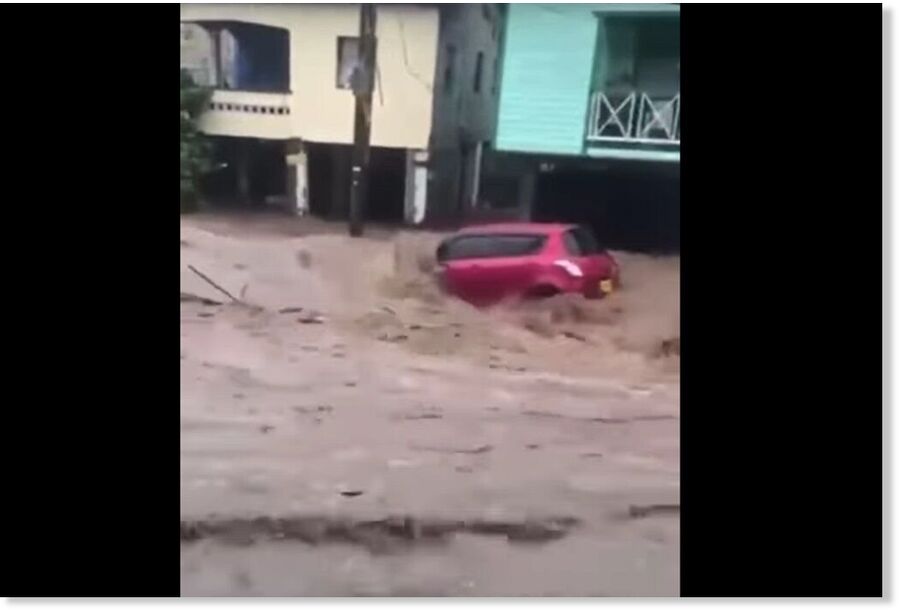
584, 91, 679, 162
587, 91, 679, 145
198, 90, 293, 140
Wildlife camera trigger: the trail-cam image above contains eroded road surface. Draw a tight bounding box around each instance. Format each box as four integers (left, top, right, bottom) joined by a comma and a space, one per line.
180, 215, 679, 596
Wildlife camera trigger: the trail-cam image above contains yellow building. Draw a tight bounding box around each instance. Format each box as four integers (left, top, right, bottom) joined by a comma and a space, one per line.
180, 4, 501, 225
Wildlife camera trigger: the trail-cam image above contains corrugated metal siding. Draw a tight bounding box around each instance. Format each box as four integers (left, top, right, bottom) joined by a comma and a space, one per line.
494, 4, 599, 155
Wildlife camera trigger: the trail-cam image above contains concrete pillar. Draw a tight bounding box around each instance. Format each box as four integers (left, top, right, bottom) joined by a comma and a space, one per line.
404, 150, 428, 225
404, 150, 415, 223
236, 142, 251, 203
286, 140, 309, 216
518, 171, 536, 221
207, 26, 223, 88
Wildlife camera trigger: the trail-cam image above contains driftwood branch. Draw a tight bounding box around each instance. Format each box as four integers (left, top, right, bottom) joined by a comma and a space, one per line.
187, 265, 241, 303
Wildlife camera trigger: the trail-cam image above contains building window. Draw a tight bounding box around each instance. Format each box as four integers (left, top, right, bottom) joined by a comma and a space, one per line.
336, 36, 360, 89
444, 45, 457, 95
491, 55, 499, 95
473, 51, 484, 93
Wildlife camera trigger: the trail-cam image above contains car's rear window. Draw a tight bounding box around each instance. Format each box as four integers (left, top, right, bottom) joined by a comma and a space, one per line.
437, 234, 547, 262
563, 226, 603, 256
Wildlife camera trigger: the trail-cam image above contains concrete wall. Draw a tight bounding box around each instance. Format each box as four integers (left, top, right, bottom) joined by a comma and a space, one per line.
426, 4, 502, 221
430, 4, 501, 148
201, 91, 293, 140
179, 4, 439, 149
370, 6, 439, 148
180, 23, 214, 85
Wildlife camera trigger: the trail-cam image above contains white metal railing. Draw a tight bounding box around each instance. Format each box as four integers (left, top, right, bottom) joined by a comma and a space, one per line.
586, 91, 680, 145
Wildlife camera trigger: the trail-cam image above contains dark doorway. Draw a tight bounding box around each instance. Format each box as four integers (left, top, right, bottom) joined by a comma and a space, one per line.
201, 137, 287, 209
305, 144, 404, 224
533, 161, 680, 253
367, 147, 406, 223
307, 142, 337, 219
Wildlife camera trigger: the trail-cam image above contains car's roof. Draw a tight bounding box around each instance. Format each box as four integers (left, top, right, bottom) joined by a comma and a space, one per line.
453, 222, 576, 236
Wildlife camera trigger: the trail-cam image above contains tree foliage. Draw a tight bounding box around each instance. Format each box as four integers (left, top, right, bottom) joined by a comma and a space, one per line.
180, 70, 213, 210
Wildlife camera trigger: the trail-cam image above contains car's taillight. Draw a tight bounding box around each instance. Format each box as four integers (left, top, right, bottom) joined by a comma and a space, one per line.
553, 259, 584, 278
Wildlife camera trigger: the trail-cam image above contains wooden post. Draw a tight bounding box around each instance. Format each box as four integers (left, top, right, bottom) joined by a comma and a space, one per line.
348, 4, 376, 237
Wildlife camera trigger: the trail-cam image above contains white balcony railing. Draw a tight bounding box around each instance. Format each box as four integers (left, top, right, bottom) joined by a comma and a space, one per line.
586, 91, 680, 145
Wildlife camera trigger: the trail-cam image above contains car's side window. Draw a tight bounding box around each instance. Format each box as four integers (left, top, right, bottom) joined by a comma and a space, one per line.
488, 235, 545, 257
440, 236, 494, 260
439, 234, 546, 262
562, 231, 583, 256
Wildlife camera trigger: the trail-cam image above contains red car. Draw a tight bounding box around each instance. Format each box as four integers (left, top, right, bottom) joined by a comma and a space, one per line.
435, 222, 619, 307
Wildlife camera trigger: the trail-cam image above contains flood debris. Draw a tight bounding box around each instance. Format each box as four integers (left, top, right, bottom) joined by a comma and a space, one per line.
561, 330, 588, 343
410, 443, 493, 455
653, 337, 680, 358
293, 405, 334, 415
180, 292, 223, 307
298, 313, 326, 324
378, 333, 409, 343
521, 409, 677, 424
467, 517, 579, 542
590, 415, 678, 424
393, 411, 443, 421
180, 514, 581, 551
628, 504, 680, 519
296, 249, 313, 269
187, 264, 244, 304
278, 307, 305, 314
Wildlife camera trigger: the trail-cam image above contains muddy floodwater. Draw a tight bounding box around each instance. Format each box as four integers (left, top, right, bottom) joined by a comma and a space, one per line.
180, 214, 680, 596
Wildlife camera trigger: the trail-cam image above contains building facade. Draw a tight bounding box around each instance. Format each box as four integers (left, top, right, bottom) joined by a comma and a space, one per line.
180, 4, 500, 226
481, 3, 680, 251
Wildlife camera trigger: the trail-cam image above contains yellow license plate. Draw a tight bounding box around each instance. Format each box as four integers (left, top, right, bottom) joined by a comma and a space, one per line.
600, 279, 614, 294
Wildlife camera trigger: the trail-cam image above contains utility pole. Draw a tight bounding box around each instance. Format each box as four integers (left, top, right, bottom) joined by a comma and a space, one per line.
348, 3, 376, 237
